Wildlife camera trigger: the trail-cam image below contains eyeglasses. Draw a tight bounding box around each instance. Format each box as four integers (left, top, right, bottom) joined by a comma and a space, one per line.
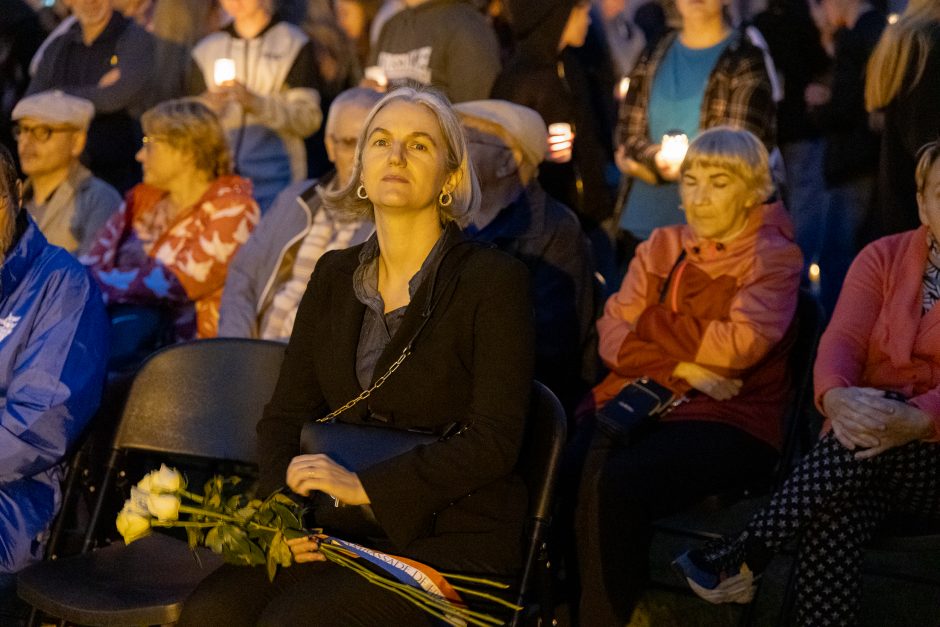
141, 135, 169, 147
12, 123, 75, 143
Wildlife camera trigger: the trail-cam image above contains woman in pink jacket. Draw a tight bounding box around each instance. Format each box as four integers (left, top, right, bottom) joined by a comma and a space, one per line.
576, 127, 802, 625
676, 138, 940, 627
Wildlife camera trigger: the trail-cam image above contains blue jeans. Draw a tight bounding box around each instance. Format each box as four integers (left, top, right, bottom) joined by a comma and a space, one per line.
781, 139, 829, 269
818, 175, 874, 315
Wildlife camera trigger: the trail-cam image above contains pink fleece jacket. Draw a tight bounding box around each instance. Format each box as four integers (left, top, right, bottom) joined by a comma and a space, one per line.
815, 226, 940, 441
594, 200, 803, 449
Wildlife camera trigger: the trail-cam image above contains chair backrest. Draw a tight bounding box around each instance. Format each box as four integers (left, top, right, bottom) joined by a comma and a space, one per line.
113, 338, 287, 464
517, 381, 568, 523
511, 382, 567, 626
776, 289, 826, 480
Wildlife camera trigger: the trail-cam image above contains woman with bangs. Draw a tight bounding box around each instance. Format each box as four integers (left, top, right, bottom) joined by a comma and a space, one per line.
676, 140, 940, 627
576, 126, 801, 625
83, 98, 259, 343
178, 87, 534, 626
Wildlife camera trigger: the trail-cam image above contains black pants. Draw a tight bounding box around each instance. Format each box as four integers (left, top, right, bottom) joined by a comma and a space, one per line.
575, 420, 777, 626
740, 433, 940, 627
177, 560, 440, 627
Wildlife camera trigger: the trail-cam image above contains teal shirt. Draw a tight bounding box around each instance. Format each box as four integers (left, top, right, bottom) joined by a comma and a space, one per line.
621, 34, 731, 238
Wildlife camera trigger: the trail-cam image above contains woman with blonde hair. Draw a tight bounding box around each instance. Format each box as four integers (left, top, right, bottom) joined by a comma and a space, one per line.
864, 0, 940, 238
576, 126, 801, 625
83, 98, 259, 342
178, 86, 534, 625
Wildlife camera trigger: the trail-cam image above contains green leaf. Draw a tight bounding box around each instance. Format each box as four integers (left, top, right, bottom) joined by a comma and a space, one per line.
205, 526, 223, 553
185, 526, 202, 549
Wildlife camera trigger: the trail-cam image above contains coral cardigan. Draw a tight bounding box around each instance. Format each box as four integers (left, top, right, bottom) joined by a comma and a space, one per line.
594, 201, 802, 448
815, 226, 940, 441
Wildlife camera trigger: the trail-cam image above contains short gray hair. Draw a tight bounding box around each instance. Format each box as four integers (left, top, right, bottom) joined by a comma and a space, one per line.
321, 86, 480, 225
324, 87, 385, 137
681, 127, 773, 201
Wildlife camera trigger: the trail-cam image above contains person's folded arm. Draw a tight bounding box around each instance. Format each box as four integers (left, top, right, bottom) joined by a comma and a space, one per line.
357, 259, 535, 550
81, 204, 189, 306
633, 242, 801, 373
596, 238, 656, 369
251, 41, 322, 137
813, 242, 887, 410
64, 27, 155, 114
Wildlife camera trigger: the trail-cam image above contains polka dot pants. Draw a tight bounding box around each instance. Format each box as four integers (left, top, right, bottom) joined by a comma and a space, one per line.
742, 433, 940, 627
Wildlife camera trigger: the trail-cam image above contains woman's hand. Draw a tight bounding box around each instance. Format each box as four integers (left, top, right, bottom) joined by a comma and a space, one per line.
286, 535, 327, 564
822, 387, 893, 450
673, 362, 742, 400
852, 401, 934, 460
285, 454, 370, 506
615, 145, 658, 185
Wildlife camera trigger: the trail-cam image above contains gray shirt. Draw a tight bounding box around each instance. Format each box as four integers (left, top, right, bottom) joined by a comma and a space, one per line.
24, 164, 122, 255
352, 233, 445, 391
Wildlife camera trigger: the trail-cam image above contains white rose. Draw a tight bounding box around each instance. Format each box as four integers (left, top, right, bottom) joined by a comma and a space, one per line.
147, 492, 181, 521
137, 472, 154, 493
129, 487, 150, 515
150, 464, 183, 493
116, 503, 151, 544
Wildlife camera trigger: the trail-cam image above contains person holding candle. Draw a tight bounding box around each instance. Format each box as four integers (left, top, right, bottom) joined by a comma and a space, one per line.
614, 0, 775, 263
575, 127, 802, 625
187, 0, 323, 211
492, 0, 619, 288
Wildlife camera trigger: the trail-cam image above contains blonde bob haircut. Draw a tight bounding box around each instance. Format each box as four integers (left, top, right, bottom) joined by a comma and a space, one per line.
141, 98, 232, 180
915, 139, 940, 195
321, 86, 481, 226
681, 127, 774, 202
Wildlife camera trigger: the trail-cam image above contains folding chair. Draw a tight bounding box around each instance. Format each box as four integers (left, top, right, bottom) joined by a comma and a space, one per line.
17, 338, 286, 627
511, 381, 568, 627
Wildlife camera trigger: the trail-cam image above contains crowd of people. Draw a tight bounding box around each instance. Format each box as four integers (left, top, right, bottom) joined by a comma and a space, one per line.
0, 0, 938, 626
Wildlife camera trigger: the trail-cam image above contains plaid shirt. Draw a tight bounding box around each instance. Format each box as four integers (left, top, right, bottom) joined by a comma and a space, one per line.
616, 29, 776, 174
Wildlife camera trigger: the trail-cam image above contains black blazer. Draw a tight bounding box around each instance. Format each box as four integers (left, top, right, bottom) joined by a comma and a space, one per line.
257, 224, 535, 574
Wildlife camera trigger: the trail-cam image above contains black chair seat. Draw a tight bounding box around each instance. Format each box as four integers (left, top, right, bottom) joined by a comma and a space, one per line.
17, 533, 223, 626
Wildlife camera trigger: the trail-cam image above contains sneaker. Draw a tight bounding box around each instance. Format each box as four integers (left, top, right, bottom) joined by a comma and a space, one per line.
672, 545, 759, 604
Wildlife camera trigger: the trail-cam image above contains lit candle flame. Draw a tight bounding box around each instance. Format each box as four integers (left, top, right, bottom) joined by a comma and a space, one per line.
660, 132, 689, 169
213, 58, 236, 86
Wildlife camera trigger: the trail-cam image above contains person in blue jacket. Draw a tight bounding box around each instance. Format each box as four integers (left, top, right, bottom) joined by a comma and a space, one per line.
0, 144, 109, 589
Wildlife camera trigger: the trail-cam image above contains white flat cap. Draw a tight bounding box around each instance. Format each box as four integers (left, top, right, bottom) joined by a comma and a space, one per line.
12, 90, 95, 130
455, 100, 548, 167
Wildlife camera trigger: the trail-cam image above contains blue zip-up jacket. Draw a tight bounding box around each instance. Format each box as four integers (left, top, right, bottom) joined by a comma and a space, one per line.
0, 214, 108, 574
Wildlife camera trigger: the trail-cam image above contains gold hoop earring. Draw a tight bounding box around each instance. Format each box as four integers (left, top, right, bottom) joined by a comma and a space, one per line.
356, 185, 368, 200
439, 191, 453, 207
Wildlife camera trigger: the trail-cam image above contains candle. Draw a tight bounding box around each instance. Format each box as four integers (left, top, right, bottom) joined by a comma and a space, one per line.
547, 122, 574, 163
364, 66, 389, 88
887, 13, 899, 24
616, 77, 631, 101
660, 132, 689, 169
213, 58, 236, 86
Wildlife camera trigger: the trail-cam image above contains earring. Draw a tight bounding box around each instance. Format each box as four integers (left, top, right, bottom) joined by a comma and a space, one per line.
439, 191, 453, 207
356, 185, 368, 200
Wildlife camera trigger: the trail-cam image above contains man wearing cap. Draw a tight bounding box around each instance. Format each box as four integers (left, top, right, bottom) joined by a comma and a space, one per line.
0, 144, 108, 586
27, 0, 155, 193
456, 99, 597, 414
13, 90, 122, 256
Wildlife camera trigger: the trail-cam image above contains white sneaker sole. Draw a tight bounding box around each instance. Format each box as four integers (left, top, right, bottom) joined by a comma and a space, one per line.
686, 570, 757, 604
